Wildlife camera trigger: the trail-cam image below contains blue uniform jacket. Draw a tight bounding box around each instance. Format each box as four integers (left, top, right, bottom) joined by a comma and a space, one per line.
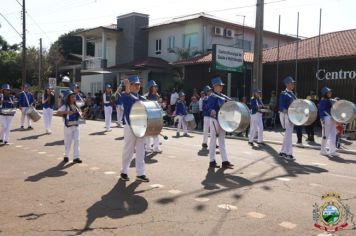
116, 92, 123, 106
207, 93, 225, 119
121, 92, 142, 125
250, 97, 263, 114
146, 93, 159, 101
319, 98, 332, 120
19, 91, 34, 107
175, 100, 187, 116
278, 90, 296, 112
42, 93, 55, 109
202, 97, 210, 117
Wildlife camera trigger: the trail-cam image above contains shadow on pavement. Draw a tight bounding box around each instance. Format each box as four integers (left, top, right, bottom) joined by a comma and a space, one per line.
89, 131, 107, 136
18, 133, 47, 140
115, 136, 124, 141
25, 162, 75, 182
130, 152, 158, 167
327, 155, 356, 164
74, 180, 147, 235
197, 148, 209, 156
44, 140, 64, 146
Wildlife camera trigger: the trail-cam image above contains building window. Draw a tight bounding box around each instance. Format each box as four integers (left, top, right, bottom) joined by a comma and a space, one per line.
155, 39, 162, 55
183, 33, 198, 49
168, 36, 175, 52
235, 39, 252, 51
263, 43, 269, 49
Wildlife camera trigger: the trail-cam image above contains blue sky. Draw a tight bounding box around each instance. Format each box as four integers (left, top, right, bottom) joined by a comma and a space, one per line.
0, 0, 355, 49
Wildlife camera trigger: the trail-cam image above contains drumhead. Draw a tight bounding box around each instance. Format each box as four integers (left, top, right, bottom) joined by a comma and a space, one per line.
184, 114, 195, 122
331, 100, 356, 123
218, 101, 250, 132
130, 101, 163, 137
288, 99, 317, 126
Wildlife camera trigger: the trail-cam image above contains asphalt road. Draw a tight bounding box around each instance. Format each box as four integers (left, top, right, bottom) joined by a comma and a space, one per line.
1, 113, 356, 236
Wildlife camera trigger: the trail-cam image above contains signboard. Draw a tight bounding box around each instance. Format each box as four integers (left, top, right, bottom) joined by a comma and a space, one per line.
48, 77, 57, 88
212, 44, 244, 73
316, 69, 356, 81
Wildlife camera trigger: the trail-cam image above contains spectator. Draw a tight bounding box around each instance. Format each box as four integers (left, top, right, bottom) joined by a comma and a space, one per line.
240, 96, 250, 137
189, 96, 200, 130
198, 91, 205, 130
170, 88, 179, 114
305, 90, 319, 142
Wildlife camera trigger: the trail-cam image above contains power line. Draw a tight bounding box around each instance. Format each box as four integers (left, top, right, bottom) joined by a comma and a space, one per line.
0, 12, 22, 38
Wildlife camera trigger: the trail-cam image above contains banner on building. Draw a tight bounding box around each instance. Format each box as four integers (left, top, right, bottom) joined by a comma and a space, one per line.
212, 44, 244, 73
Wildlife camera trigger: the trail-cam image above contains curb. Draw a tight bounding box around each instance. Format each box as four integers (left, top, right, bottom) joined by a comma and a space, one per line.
162, 127, 356, 155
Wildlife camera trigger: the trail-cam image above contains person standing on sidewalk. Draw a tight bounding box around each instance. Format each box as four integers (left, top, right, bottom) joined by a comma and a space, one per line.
248, 88, 265, 147
319, 86, 339, 157
278, 76, 297, 161
103, 84, 113, 132
305, 90, 319, 142
0, 84, 16, 145
18, 83, 35, 130
42, 84, 55, 134
120, 75, 150, 182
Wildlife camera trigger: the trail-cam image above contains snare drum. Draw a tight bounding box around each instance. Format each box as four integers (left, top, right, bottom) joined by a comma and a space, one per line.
184, 114, 197, 130
218, 101, 250, 132
26, 107, 41, 122
129, 101, 163, 138
288, 99, 317, 126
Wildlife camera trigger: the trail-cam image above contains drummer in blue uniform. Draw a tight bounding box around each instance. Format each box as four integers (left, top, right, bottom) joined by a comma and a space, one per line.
145, 80, 162, 153
120, 75, 150, 182
278, 76, 297, 161
207, 77, 234, 169
319, 86, 339, 157
0, 84, 16, 144
175, 91, 189, 137
202, 85, 212, 149
42, 84, 55, 134
18, 83, 35, 130
248, 88, 265, 146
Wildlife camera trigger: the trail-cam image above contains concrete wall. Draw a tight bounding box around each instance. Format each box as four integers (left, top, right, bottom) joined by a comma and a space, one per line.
81, 73, 116, 95
94, 39, 117, 67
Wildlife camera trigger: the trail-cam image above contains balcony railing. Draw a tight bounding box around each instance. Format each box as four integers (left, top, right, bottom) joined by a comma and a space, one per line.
82, 58, 107, 70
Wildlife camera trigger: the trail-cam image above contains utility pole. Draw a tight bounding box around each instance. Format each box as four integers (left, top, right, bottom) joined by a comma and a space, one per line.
252, 0, 264, 91
39, 38, 43, 88
21, 0, 26, 87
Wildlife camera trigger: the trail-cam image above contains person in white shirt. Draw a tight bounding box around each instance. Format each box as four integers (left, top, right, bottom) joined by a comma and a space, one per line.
103, 84, 113, 132
170, 88, 179, 114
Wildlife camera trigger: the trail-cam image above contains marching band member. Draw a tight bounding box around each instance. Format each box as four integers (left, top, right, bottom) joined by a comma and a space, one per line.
319, 86, 339, 157
120, 75, 150, 182
248, 88, 265, 146
175, 91, 188, 137
103, 84, 113, 132
278, 76, 297, 161
42, 84, 55, 134
56, 92, 87, 163
207, 77, 234, 169
202, 85, 212, 149
59, 76, 72, 106
18, 83, 35, 130
115, 85, 124, 128
0, 84, 16, 144
72, 84, 85, 106
145, 80, 162, 153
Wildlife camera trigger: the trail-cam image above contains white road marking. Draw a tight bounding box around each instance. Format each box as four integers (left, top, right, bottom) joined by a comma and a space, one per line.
90, 167, 100, 171
276, 177, 291, 182
150, 184, 164, 188
279, 221, 297, 229
194, 198, 210, 202
310, 183, 322, 187
57, 157, 63, 160
38, 152, 46, 155
312, 163, 327, 166
15, 145, 23, 148
317, 233, 333, 236
247, 212, 266, 219
168, 190, 182, 194
168, 155, 176, 159
104, 171, 116, 175
217, 204, 237, 210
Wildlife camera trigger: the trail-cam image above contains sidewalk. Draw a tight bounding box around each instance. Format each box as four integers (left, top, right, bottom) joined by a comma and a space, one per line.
164, 126, 356, 155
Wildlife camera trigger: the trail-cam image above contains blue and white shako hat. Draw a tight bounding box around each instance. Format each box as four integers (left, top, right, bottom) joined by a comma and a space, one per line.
2, 83, 11, 90
283, 76, 295, 86
147, 80, 158, 89
71, 83, 80, 90
204, 85, 212, 92
106, 83, 112, 89
128, 75, 140, 84
321, 86, 332, 96
179, 91, 185, 97
253, 88, 262, 93
211, 77, 224, 86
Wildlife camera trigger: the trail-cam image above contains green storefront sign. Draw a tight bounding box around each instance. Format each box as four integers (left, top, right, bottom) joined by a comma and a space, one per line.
212, 44, 244, 73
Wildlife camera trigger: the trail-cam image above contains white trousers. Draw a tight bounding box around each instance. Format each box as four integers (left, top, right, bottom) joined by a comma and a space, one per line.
209, 118, 228, 162
121, 125, 145, 176
20, 107, 32, 127
43, 108, 53, 132
177, 115, 187, 134
203, 116, 210, 144
104, 106, 113, 129
64, 126, 80, 159
145, 135, 160, 151
249, 113, 264, 143
116, 105, 123, 125
0, 115, 14, 142
321, 116, 337, 155
280, 113, 294, 155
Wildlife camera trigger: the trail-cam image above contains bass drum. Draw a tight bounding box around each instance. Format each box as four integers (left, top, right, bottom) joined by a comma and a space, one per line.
184, 114, 197, 130
129, 101, 163, 138
331, 100, 356, 123
288, 99, 317, 126
218, 101, 250, 132
26, 107, 41, 122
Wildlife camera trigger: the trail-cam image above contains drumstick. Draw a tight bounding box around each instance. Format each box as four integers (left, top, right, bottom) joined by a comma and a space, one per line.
212, 119, 219, 138
159, 133, 169, 140
322, 123, 326, 139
